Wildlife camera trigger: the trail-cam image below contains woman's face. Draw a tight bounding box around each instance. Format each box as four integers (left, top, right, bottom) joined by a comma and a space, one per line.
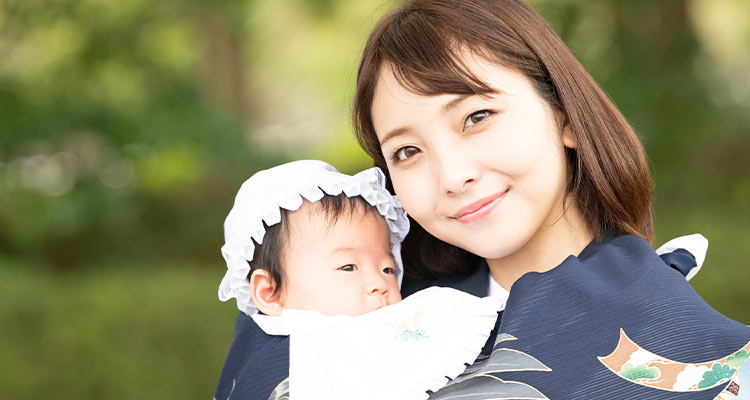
370, 57, 579, 261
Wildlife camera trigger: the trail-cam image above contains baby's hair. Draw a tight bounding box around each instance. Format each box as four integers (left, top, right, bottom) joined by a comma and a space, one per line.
248, 193, 381, 298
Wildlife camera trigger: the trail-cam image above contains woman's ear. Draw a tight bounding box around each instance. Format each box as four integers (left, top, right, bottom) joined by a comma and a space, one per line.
556, 110, 577, 149
560, 119, 576, 149
250, 269, 284, 316
561, 124, 576, 149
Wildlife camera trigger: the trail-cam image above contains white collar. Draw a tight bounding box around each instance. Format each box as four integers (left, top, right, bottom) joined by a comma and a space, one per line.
252, 313, 290, 336
487, 271, 510, 311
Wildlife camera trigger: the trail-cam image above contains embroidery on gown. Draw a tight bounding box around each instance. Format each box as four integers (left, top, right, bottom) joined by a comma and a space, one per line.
395, 307, 430, 342
599, 328, 750, 394
428, 333, 551, 399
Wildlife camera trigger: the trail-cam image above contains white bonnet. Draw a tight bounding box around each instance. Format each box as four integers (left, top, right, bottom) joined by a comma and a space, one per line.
218, 160, 410, 316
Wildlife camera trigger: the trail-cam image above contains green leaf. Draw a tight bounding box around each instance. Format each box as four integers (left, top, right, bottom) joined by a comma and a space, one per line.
725, 350, 749, 370
619, 363, 660, 381
697, 363, 735, 389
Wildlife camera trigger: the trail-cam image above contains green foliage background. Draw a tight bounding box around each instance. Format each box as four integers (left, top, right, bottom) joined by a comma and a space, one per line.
0, 0, 748, 397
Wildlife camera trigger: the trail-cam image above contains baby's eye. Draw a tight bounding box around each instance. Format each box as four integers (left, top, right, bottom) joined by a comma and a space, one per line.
463, 110, 493, 130
383, 267, 396, 275
391, 146, 421, 163
338, 264, 357, 272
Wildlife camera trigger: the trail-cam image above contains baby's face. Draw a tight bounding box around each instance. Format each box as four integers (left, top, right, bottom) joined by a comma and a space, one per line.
280, 206, 402, 316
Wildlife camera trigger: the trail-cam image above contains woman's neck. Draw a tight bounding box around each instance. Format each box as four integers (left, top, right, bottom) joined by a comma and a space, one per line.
486, 204, 594, 291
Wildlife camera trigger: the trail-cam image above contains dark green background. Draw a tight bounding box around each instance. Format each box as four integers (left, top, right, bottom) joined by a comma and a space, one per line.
1, 0, 748, 397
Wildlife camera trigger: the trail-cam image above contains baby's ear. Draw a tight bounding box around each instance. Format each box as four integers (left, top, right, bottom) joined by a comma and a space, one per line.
249, 269, 284, 316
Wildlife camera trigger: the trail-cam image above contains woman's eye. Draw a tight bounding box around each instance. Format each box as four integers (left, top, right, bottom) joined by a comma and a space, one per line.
464, 110, 493, 130
392, 146, 421, 163
383, 267, 396, 275
338, 264, 357, 272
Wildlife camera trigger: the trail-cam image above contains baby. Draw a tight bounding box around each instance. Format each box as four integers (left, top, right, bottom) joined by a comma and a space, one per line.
214, 160, 710, 400
240, 180, 402, 318
215, 160, 501, 400
218, 160, 408, 318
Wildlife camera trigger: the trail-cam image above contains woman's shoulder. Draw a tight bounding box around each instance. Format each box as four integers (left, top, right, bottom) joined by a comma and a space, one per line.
401, 234, 704, 299
579, 233, 703, 280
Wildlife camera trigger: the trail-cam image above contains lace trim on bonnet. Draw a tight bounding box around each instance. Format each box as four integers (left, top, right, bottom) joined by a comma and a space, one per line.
219, 160, 410, 316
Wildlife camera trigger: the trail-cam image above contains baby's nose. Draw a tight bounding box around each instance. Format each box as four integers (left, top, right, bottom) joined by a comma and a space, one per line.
367, 270, 390, 295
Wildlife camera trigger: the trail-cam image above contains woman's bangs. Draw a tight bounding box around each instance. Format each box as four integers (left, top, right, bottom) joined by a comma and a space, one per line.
378, 11, 494, 96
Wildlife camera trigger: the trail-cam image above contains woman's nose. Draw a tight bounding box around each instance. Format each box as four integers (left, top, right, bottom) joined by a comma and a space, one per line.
435, 150, 479, 195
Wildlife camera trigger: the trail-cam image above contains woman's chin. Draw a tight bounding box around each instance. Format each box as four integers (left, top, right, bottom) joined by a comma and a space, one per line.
464, 239, 525, 261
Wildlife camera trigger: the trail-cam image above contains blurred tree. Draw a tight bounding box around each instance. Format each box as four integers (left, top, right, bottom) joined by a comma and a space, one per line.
0, 0, 271, 269
0, 0, 746, 301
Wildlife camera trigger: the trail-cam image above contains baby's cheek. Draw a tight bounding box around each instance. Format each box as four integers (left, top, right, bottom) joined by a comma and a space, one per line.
329, 294, 366, 316
390, 290, 403, 304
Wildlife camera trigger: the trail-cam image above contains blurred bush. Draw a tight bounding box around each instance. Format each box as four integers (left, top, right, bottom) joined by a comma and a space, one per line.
0, 263, 237, 398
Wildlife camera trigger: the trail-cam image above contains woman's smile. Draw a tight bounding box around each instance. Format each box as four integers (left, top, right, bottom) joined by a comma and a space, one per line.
451, 190, 508, 224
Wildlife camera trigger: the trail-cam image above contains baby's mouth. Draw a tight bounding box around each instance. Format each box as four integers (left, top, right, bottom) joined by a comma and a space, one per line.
374, 299, 390, 311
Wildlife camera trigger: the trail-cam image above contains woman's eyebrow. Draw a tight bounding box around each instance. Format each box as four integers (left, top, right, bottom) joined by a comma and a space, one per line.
380, 93, 500, 146
442, 94, 472, 112
379, 126, 410, 147
380, 95, 472, 146
442, 91, 502, 113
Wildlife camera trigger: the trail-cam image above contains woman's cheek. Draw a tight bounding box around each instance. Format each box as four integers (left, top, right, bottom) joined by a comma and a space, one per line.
391, 168, 431, 221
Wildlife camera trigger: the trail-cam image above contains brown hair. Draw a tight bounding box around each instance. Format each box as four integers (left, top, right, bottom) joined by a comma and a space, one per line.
353, 0, 653, 281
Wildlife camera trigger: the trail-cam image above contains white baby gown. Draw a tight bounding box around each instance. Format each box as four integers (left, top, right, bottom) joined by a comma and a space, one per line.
254, 286, 502, 400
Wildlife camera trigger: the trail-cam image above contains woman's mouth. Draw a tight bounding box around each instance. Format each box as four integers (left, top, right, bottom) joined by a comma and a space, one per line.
452, 190, 508, 224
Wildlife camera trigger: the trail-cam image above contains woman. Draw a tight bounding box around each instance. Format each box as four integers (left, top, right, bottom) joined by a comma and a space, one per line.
353, 0, 750, 398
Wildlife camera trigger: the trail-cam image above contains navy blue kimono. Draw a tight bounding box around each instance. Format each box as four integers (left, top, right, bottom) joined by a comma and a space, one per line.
215, 235, 750, 399
214, 314, 289, 400
427, 235, 750, 399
